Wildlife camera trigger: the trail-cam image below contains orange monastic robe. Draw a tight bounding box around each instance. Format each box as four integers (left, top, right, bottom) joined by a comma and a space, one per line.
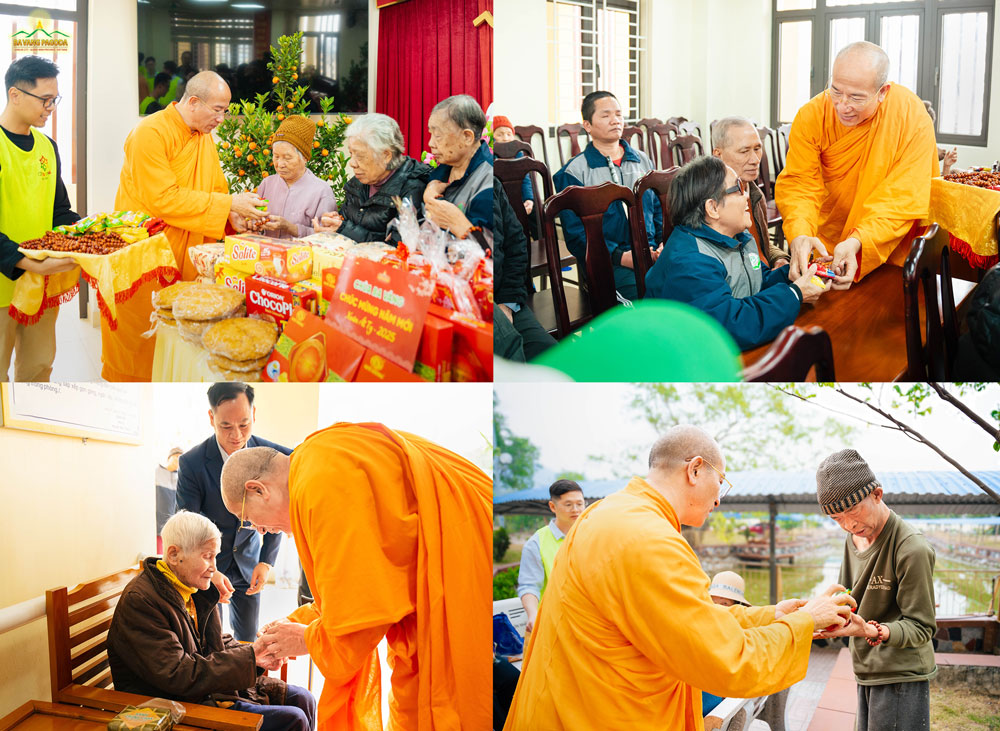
775, 84, 939, 281
504, 477, 815, 731
102, 103, 231, 380
285, 423, 492, 731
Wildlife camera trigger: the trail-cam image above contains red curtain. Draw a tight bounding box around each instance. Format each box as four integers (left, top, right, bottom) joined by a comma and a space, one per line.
376, 0, 494, 160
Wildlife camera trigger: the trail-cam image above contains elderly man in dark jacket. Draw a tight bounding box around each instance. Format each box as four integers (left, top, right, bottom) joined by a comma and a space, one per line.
108, 510, 316, 731
314, 112, 430, 244
493, 178, 555, 361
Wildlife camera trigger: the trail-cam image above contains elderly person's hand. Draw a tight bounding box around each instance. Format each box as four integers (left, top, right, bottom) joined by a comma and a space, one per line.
263, 214, 297, 237
425, 196, 473, 238
312, 211, 343, 233
258, 620, 309, 660
423, 179, 448, 205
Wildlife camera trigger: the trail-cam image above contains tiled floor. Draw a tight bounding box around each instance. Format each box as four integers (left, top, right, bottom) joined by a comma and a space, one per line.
783, 645, 842, 731
807, 647, 857, 731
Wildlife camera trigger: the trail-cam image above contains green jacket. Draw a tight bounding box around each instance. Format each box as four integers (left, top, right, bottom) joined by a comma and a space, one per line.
838, 510, 938, 685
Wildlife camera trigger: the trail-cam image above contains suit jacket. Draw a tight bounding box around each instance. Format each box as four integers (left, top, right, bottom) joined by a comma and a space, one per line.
177, 434, 292, 585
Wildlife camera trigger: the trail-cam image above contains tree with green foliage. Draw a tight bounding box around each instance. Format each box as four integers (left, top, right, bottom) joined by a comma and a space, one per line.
494, 526, 511, 562
493, 567, 519, 601
773, 383, 1000, 505
494, 395, 540, 493
595, 383, 857, 476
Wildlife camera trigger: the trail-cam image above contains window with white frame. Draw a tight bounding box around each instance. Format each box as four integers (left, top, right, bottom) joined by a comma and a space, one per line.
299, 14, 341, 81
170, 13, 253, 75
547, 0, 643, 126
771, 0, 994, 145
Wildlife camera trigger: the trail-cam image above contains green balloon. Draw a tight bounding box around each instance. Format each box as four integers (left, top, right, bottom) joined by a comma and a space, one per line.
531, 300, 743, 381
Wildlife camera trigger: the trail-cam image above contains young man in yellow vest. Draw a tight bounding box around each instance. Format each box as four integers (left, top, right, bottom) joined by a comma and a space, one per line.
0, 56, 80, 381
140, 73, 170, 115
517, 479, 585, 633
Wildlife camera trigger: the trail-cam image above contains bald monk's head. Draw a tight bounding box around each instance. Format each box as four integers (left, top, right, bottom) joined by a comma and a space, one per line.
647, 425, 726, 528
220, 446, 293, 534
829, 41, 891, 128
176, 70, 231, 135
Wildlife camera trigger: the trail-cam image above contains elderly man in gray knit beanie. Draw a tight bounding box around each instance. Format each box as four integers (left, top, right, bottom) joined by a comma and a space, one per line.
814, 448, 937, 731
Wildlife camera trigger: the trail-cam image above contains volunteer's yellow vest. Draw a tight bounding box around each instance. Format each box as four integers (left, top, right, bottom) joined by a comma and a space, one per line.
158, 76, 180, 106
0, 127, 57, 307
140, 96, 156, 114
534, 523, 565, 596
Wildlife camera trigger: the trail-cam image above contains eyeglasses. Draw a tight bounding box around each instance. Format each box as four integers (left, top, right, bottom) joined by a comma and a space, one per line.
825, 86, 876, 109
688, 455, 734, 500
721, 178, 747, 197
14, 87, 61, 109
238, 487, 255, 532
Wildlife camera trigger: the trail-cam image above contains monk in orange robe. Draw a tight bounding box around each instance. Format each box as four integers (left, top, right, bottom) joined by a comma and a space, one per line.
219, 423, 492, 731
503, 426, 856, 731
776, 41, 939, 289
105, 71, 265, 380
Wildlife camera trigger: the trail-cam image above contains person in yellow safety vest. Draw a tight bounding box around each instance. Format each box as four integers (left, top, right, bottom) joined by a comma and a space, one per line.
0, 56, 80, 381
142, 56, 156, 91
516, 479, 586, 633
158, 61, 182, 107
141, 73, 171, 115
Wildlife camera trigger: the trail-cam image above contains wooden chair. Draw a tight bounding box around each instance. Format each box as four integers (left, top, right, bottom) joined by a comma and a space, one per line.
667, 134, 704, 167
556, 123, 588, 166
758, 124, 784, 179
632, 167, 680, 295
493, 156, 576, 301
777, 123, 791, 169
647, 123, 675, 169
493, 139, 534, 160
903, 223, 959, 380
665, 116, 687, 138
542, 182, 642, 337
514, 124, 549, 170
741, 325, 836, 381
46, 566, 263, 730
621, 125, 645, 154
636, 117, 663, 161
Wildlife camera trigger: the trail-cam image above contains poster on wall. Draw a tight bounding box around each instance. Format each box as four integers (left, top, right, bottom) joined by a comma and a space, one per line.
0, 383, 142, 444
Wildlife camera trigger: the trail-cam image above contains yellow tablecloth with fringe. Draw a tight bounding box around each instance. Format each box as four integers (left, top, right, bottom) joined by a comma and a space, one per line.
925, 177, 1000, 268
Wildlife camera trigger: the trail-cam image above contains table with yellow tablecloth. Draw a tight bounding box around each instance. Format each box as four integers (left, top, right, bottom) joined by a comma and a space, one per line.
10, 231, 180, 326
926, 177, 1000, 268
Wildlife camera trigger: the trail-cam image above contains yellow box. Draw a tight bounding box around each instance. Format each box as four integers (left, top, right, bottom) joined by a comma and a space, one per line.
224, 234, 312, 283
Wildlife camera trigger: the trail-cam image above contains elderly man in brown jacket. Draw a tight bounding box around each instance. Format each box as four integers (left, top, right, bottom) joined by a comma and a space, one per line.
712, 117, 789, 268
107, 511, 316, 731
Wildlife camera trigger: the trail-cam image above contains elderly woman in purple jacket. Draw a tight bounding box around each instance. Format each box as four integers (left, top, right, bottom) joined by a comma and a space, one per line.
246, 116, 336, 239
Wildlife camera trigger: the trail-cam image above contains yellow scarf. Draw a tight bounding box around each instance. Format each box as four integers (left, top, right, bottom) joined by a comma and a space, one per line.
156, 559, 198, 625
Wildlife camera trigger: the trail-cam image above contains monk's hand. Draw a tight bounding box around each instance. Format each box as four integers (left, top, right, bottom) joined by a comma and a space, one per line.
246, 562, 271, 596
231, 192, 267, 221
830, 237, 861, 290
260, 621, 309, 659
251, 635, 283, 670
424, 197, 473, 239
788, 235, 830, 280
814, 611, 870, 640
16, 255, 80, 275
211, 571, 235, 604
775, 598, 808, 619
801, 583, 854, 631
263, 215, 296, 237
791, 264, 828, 304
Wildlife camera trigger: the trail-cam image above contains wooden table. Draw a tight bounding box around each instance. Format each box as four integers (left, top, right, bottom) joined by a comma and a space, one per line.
742, 265, 976, 381
0, 701, 209, 730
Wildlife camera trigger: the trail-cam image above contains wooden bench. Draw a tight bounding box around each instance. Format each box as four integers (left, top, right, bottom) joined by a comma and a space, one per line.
46, 565, 263, 731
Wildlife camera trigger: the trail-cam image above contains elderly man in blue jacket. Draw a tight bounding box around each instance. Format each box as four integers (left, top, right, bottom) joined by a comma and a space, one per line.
177, 382, 292, 642
645, 155, 828, 350
554, 91, 662, 301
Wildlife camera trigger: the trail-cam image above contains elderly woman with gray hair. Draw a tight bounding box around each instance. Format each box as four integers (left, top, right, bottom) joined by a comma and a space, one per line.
313, 112, 430, 243
107, 510, 317, 731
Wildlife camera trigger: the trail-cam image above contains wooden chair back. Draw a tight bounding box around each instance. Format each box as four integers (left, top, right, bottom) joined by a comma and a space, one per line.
514, 124, 549, 169
903, 223, 959, 380
755, 126, 775, 201
742, 326, 836, 381
494, 156, 555, 292
556, 123, 588, 166
542, 182, 641, 336
493, 139, 534, 160
632, 167, 680, 293
648, 123, 675, 169
621, 125, 645, 154
667, 134, 704, 167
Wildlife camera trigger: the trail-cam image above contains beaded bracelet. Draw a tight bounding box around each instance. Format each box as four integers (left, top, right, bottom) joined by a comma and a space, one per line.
866, 619, 884, 646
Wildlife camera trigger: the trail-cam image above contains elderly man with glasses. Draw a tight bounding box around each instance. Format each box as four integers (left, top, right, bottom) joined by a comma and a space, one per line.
106, 70, 267, 381
645, 155, 828, 350
504, 425, 857, 731
776, 41, 938, 291
0, 55, 81, 382
177, 382, 292, 643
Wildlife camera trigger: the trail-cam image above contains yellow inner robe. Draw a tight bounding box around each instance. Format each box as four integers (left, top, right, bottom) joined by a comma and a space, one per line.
104, 102, 231, 381
504, 477, 815, 731
285, 423, 492, 731
774, 84, 939, 281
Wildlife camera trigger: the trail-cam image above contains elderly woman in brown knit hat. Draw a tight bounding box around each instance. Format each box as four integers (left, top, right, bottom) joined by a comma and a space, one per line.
248, 115, 336, 239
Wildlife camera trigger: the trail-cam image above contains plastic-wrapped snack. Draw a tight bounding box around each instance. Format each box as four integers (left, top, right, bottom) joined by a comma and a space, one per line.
107, 705, 173, 730
188, 243, 226, 278
386, 195, 422, 249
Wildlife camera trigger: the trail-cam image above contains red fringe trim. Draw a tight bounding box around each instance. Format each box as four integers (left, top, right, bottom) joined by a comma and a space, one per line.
949, 234, 999, 269
6, 283, 81, 326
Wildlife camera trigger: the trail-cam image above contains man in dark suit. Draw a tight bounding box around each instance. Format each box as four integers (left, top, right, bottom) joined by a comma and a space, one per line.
177, 382, 292, 642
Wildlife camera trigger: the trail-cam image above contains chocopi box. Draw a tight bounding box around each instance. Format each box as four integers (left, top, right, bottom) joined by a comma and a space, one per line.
224, 233, 313, 283
246, 274, 319, 325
